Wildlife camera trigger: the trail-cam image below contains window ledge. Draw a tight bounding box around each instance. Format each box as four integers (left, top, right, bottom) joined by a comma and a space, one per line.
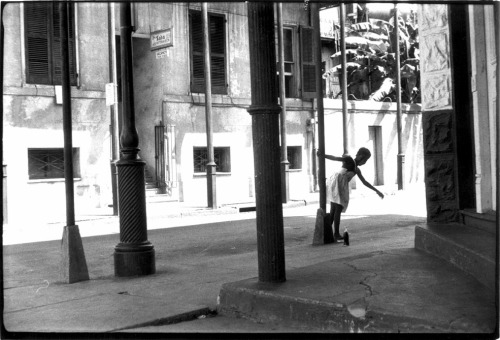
319, 98, 422, 113
287, 169, 302, 172
193, 172, 231, 177
28, 178, 82, 184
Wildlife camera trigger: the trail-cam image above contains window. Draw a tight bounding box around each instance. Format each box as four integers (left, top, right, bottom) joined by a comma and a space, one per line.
276, 27, 297, 98
24, 2, 77, 86
276, 25, 316, 99
287, 146, 302, 170
189, 10, 227, 94
28, 148, 81, 180
193, 147, 231, 173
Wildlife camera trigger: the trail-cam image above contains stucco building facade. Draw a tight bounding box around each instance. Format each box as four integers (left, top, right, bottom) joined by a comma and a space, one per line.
3, 2, 425, 225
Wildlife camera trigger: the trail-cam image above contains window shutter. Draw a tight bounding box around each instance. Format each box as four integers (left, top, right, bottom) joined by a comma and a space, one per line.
25, 3, 77, 86
25, 3, 51, 84
52, 4, 77, 86
190, 11, 205, 93
209, 15, 226, 94
189, 11, 226, 95
300, 26, 316, 99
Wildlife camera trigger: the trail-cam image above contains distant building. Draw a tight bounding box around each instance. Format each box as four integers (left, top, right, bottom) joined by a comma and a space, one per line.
2, 3, 424, 225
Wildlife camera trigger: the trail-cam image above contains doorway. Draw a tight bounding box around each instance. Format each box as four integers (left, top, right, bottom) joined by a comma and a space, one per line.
368, 126, 384, 186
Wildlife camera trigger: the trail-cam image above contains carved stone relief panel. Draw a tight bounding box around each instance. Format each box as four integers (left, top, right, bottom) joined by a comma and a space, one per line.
425, 156, 455, 201
421, 33, 450, 73
419, 4, 449, 33
421, 74, 452, 111
418, 4, 452, 112
423, 110, 453, 154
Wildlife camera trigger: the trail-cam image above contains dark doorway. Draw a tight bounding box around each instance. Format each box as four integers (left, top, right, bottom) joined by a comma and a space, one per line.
368, 126, 384, 186
449, 5, 475, 210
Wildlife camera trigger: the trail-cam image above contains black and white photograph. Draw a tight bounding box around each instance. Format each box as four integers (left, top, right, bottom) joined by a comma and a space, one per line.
2, 1, 498, 338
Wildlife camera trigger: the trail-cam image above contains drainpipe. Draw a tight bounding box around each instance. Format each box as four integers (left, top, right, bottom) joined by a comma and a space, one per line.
277, 3, 289, 203
108, 3, 119, 215
202, 3, 217, 209
394, 4, 405, 190
340, 3, 349, 155
60, 1, 89, 284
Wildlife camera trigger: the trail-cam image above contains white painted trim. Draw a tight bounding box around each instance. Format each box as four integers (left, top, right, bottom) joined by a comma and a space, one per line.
74, 4, 81, 88
484, 5, 497, 211
469, 5, 493, 213
19, 3, 26, 85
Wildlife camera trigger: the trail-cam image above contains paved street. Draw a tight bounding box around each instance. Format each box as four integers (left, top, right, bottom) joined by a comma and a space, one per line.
2, 185, 435, 334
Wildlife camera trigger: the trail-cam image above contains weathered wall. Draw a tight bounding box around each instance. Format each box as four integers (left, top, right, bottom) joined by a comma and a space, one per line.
323, 100, 424, 191
3, 3, 111, 224
418, 4, 458, 222
129, 2, 315, 205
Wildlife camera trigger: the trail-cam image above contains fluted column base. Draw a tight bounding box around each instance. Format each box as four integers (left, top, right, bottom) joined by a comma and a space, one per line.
114, 158, 155, 277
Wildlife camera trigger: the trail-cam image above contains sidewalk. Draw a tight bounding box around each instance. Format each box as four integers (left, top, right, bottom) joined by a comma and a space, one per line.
3, 184, 497, 336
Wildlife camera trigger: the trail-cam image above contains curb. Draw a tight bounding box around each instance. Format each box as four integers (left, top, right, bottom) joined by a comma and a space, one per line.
114, 307, 213, 332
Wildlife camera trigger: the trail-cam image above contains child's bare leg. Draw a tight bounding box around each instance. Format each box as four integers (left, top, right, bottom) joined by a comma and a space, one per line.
332, 203, 343, 239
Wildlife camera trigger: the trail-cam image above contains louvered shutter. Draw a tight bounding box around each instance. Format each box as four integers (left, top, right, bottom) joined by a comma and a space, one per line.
25, 3, 77, 86
209, 15, 226, 94
190, 11, 205, 93
189, 11, 227, 95
25, 3, 51, 84
300, 26, 316, 99
52, 4, 77, 85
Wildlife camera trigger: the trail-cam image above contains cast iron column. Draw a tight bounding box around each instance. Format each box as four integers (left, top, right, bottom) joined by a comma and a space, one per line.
203, 3, 217, 208
247, 2, 286, 283
394, 4, 405, 190
114, 2, 155, 277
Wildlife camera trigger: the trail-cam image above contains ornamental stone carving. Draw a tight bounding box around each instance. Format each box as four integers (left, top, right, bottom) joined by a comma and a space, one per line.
420, 4, 448, 32
425, 156, 455, 201
421, 74, 452, 110
421, 33, 450, 73
418, 4, 452, 112
423, 110, 453, 154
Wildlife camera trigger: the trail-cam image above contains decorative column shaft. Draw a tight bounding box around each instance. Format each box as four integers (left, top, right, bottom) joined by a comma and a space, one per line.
114, 2, 155, 277
247, 2, 286, 283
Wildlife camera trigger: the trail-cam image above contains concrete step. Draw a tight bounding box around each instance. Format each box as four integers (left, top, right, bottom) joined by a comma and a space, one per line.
217, 248, 496, 333
414, 223, 495, 291
460, 209, 496, 235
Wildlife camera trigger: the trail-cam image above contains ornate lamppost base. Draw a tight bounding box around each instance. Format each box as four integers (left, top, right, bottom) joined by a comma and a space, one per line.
114, 243, 156, 277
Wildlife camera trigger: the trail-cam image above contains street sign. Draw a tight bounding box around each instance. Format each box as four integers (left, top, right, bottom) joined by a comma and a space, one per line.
150, 28, 173, 51
156, 50, 169, 59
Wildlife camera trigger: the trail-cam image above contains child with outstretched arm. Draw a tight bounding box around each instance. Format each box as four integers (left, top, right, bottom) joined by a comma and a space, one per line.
317, 147, 384, 241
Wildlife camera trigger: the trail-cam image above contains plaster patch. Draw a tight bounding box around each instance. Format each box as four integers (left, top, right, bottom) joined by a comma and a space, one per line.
347, 299, 367, 319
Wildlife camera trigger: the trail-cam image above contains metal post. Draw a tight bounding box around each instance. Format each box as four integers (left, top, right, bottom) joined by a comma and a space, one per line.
312, 3, 326, 212
277, 3, 289, 204
202, 3, 217, 209
247, 2, 286, 283
114, 2, 155, 277
60, 1, 89, 284
1, 6, 6, 225
108, 3, 119, 215
394, 4, 405, 190
340, 3, 349, 155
